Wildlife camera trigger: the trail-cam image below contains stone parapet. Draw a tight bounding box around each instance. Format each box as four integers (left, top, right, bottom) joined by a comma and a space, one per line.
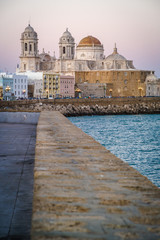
0, 97, 160, 116
32, 111, 160, 239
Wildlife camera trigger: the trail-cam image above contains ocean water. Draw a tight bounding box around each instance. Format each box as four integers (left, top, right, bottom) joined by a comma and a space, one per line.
69, 114, 160, 188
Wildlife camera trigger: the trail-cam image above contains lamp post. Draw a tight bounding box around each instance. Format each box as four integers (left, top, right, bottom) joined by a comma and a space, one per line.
46, 89, 49, 99
22, 89, 26, 99
39, 88, 42, 99
5, 86, 11, 101
103, 84, 106, 98
109, 88, 112, 97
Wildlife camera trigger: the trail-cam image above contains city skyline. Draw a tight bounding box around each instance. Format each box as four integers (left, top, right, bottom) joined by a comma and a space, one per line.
0, 0, 160, 76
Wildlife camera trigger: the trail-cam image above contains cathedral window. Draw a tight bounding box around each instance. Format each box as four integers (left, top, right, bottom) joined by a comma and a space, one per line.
63, 47, 65, 54
25, 43, 27, 51
71, 47, 74, 55
24, 64, 26, 70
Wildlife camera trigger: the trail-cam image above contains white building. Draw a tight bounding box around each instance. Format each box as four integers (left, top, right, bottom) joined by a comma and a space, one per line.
19, 25, 136, 75
146, 72, 160, 96
13, 74, 28, 99
16, 71, 43, 98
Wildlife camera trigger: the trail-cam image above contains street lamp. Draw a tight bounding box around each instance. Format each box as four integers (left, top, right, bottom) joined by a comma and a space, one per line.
22, 89, 26, 99
39, 88, 42, 99
5, 86, 11, 101
103, 84, 106, 98
109, 89, 113, 97
46, 89, 49, 99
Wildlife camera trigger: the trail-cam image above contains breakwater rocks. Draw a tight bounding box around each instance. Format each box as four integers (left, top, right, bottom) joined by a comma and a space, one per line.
0, 97, 160, 116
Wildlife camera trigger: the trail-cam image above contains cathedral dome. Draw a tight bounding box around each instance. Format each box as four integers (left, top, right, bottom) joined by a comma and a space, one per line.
106, 44, 126, 61
59, 28, 74, 44
62, 28, 72, 37
24, 24, 35, 33
146, 72, 157, 82
21, 24, 37, 39
78, 36, 102, 47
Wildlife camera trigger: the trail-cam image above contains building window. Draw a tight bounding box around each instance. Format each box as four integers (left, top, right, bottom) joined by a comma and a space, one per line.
63, 47, 65, 54
124, 80, 127, 85
71, 47, 74, 55
124, 72, 127, 76
25, 43, 27, 51
24, 64, 26, 71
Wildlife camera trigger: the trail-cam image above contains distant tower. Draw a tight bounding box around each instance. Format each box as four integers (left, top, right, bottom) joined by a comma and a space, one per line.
19, 24, 40, 72
59, 28, 75, 60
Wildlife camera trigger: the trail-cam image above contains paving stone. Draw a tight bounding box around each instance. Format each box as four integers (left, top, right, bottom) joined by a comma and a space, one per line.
0, 123, 37, 239
32, 111, 160, 239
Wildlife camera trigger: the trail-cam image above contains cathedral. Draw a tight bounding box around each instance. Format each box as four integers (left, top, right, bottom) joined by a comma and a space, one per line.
19, 24, 152, 97
19, 24, 135, 74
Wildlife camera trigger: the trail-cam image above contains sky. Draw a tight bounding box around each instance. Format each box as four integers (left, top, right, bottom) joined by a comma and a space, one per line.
0, 0, 160, 76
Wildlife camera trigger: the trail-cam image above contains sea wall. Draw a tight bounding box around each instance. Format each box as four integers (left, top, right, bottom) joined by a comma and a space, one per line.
32, 111, 160, 239
0, 97, 160, 116
0, 112, 40, 124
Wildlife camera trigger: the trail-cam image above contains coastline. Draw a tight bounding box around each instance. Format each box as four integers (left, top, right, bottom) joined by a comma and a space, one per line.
0, 97, 160, 116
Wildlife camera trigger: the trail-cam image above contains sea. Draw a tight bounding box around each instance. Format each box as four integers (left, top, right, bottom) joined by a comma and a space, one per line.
69, 114, 160, 188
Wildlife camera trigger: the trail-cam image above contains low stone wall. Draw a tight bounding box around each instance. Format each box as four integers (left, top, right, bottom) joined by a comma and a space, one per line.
0, 97, 160, 116
32, 111, 160, 239
0, 112, 40, 124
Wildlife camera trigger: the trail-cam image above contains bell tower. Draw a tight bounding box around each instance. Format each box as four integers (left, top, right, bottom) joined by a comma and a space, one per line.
59, 28, 75, 60
19, 24, 40, 72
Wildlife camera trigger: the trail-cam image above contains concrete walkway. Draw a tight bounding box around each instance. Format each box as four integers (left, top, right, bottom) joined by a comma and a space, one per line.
0, 123, 37, 239
32, 111, 160, 240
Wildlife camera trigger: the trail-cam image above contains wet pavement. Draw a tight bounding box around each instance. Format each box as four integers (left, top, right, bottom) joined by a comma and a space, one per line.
0, 123, 37, 239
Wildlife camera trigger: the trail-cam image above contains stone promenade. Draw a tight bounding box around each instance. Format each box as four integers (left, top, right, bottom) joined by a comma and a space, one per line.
32, 111, 160, 240
0, 122, 37, 239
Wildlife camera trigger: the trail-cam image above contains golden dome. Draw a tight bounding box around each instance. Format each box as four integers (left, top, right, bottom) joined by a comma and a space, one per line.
78, 36, 101, 47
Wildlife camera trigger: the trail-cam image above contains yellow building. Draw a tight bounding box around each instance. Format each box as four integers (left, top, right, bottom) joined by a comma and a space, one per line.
43, 72, 60, 98
75, 70, 150, 97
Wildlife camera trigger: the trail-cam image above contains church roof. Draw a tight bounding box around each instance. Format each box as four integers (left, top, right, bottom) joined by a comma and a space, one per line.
24, 24, 35, 33
106, 44, 126, 61
146, 72, 158, 82
78, 36, 102, 47
62, 28, 72, 37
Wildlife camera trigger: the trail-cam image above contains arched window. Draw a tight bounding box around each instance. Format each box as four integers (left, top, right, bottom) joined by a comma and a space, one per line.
63, 47, 65, 54
25, 43, 27, 51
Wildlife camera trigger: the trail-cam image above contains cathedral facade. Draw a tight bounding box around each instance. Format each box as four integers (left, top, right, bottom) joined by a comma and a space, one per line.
19, 24, 152, 97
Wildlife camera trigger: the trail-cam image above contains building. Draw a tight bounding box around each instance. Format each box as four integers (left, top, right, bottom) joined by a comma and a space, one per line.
2, 74, 13, 100
43, 72, 75, 98
13, 74, 28, 99
43, 72, 60, 98
19, 24, 154, 97
146, 72, 160, 96
60, 75, 75, 98
75, 69, 150, 97
16, 71, 43, 98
